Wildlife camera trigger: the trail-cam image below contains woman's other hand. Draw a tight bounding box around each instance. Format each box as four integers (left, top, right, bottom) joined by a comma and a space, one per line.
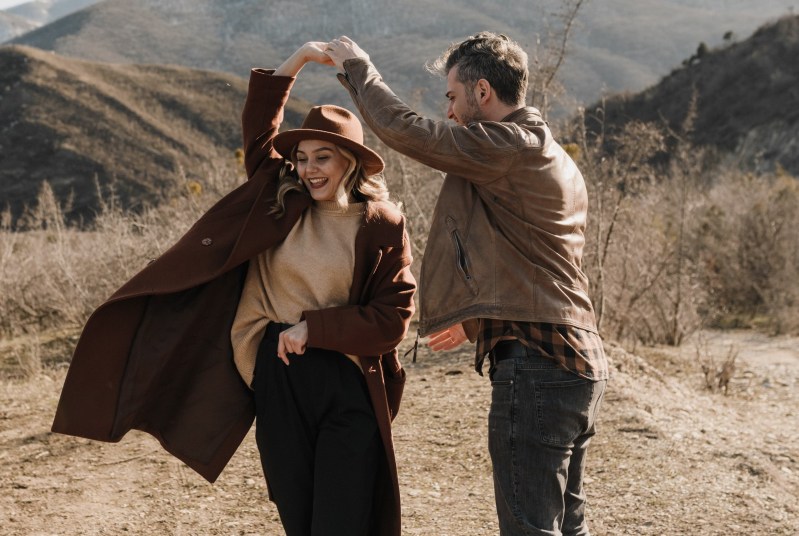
277, 321, 309, 365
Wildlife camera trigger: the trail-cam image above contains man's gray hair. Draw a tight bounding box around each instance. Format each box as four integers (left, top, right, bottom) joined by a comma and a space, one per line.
427, 32, 529, 107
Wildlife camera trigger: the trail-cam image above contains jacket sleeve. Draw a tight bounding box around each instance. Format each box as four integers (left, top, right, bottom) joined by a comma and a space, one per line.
338, 59, 542, 185
241, 69, 296, 179
303, 231, 417, 357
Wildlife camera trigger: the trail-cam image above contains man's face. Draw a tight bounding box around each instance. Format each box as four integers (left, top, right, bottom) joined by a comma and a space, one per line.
446, 65, 482, 126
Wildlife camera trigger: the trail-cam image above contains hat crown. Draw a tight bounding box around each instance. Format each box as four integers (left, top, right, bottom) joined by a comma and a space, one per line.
300, 105, 364, 145
272, 103, 384, 175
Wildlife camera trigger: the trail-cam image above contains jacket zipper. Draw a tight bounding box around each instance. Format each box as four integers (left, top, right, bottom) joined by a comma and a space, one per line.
451, 229, 479, 295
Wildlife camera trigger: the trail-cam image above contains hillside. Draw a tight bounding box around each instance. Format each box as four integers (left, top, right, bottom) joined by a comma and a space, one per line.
594, 15, 799, 175
0, 45, 309, 222
7, 0, 796, 117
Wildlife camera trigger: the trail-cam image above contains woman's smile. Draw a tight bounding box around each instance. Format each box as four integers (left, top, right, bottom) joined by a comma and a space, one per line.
307, 177, 330, 188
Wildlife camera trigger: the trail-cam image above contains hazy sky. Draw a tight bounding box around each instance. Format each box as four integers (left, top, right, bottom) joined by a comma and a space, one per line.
0, 0, 28, 10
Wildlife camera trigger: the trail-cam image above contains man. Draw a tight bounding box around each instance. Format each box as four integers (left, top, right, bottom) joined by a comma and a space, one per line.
325, 33, 608, 536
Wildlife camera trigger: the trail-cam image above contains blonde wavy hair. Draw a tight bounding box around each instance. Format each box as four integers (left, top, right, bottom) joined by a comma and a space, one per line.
268, 144, 391, 217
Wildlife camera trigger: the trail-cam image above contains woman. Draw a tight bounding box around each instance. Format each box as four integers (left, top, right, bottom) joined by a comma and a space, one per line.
51, 43, 415, 536
233, 42, 415, 535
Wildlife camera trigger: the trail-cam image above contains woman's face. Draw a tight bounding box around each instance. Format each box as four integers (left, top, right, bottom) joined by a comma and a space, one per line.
295, 140, 351, 203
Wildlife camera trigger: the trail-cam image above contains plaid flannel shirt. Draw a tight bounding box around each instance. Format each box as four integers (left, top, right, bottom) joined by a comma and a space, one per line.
476, 319, 609, 381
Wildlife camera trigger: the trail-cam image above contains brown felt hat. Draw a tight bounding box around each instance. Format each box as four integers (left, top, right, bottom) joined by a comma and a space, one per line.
273, 105, 384, 175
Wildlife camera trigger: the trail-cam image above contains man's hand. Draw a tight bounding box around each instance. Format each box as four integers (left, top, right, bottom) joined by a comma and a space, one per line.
324, 36, 370, 71
427, 323, 469, 352
277, 321, 309, 365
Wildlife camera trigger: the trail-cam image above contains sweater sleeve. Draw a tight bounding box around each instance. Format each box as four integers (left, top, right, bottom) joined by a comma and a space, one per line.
241, 69, 296, 179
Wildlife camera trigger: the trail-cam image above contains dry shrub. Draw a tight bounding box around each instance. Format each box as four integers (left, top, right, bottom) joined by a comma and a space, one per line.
694, 332, 738, 395
0, 164, 243, 360
573, 102, 799, 345
694, 169, 799, 334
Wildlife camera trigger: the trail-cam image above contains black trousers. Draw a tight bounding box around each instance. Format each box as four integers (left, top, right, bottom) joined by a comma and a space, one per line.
253, 322, 381, 536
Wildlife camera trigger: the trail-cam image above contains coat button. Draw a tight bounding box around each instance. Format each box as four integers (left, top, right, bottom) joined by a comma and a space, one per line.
201, 238, 213, 246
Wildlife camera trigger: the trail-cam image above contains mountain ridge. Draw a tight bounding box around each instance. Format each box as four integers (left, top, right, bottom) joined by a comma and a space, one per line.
0, 44, 309, 222
3, 8, 798, 222
8, 0, 796, 117
593, 14, 799, 176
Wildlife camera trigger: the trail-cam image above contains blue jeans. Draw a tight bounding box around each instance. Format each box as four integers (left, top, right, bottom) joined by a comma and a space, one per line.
488, 348, 606, 536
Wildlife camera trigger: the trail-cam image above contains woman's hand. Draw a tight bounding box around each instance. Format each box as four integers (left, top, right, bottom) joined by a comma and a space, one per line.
299, 41, 336, 66
277, 321, 309, 365
274, 42, 334, 77
426, 323, 468, 351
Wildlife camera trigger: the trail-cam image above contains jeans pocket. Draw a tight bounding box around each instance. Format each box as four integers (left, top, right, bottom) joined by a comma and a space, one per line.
488, 362, 515, 463
534, 378, 594, 447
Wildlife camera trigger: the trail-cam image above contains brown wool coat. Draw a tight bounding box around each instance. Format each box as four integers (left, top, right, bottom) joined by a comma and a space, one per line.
51, 69, 416, 536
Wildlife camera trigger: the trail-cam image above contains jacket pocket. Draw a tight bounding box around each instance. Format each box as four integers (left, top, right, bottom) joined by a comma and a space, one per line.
446, 216, 479, 296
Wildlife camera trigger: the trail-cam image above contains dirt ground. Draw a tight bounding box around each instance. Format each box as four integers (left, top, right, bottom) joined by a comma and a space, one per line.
2, 329, 798, 535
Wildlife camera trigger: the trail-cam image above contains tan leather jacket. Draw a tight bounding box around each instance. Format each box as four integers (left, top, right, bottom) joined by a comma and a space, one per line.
338, 59, 598, 337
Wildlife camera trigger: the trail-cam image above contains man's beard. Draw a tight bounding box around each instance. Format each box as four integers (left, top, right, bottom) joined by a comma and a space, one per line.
460, 88, 483, 125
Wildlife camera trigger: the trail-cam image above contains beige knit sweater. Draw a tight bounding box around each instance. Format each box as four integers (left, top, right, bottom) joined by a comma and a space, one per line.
231, 200, 366, 387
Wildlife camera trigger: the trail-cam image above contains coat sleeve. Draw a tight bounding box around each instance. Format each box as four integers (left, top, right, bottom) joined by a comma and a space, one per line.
337, 59, 541, 185
241, 69, 296, 179
303, 231, 416, 357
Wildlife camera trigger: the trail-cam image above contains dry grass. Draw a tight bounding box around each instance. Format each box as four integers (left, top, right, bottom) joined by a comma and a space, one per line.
3, 142, 797, 379
0, 167, 243, 376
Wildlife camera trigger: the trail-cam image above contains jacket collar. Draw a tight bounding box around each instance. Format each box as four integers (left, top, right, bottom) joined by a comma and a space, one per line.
501, 106, 546, 125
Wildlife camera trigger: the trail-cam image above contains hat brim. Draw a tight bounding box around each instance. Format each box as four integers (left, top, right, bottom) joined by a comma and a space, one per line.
273, 129, 385, 175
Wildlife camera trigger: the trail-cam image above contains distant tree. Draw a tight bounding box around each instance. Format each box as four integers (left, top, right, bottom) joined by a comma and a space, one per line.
696, 42, 709, 58
723, 30, 734, 42
527, 0, 587, 118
